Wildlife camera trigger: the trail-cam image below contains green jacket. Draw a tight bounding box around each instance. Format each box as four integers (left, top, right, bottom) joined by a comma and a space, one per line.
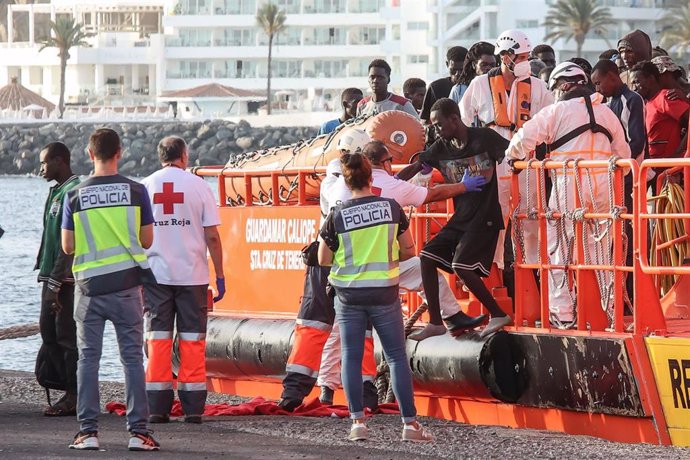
35, 175, 80, 289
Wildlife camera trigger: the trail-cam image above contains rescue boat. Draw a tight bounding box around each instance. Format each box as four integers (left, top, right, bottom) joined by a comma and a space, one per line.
192, 111, 690, 447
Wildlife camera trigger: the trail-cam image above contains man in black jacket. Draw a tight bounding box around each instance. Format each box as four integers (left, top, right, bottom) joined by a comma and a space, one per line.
35, 142, 80, 416
420, 46, 468, 122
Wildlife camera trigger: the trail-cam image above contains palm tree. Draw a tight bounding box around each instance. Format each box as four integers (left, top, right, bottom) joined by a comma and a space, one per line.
543, 0, 614, 58
38, 17, 93, 118
659, 4, 690, 57
256, 3, 286, 115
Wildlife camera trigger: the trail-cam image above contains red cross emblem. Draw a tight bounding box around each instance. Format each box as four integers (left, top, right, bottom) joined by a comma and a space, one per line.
153, 182, 184, 214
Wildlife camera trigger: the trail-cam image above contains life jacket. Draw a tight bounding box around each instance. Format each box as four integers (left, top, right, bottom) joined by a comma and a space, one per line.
535, 95, 613, 160
487, 67, 532, 132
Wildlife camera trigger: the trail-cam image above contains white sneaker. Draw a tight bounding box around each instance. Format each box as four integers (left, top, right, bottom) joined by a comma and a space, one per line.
348, 423, 369, 441
69, 431, 99, 450
402, 422, 434, 442
128, 432, 160, 451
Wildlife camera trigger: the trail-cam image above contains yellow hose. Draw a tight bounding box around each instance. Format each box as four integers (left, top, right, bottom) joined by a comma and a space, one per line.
650, 181, 689, 294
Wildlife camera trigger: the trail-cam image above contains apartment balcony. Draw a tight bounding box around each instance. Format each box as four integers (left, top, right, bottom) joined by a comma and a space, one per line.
164, 44, 387, 60
163, 76, 366, 92
163, 12, 386, 29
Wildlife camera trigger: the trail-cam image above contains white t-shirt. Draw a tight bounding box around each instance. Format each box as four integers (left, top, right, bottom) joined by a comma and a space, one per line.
141, 167, 221, 285
319, 158, 343, 225
326, 168, 428, 210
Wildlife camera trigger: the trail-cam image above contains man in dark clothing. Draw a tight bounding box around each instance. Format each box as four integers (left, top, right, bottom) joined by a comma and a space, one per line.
592, 59, 647, 165
420, 46, 468, 122
617, 29, 652, 86
531, 44, 556, 68
399, 98, 512, 340
591, 58, 647, 302
403, 77, 427, 113
35, 142, 80, 416
318, 88, 363, 135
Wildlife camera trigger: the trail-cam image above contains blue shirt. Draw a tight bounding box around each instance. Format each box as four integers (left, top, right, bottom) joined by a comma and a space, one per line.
318, 118, 342, 135
449, 84, 468, 104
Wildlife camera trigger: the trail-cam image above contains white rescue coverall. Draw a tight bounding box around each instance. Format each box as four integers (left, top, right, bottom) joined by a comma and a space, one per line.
505, 92, 631, 321
460, 73, 554, 267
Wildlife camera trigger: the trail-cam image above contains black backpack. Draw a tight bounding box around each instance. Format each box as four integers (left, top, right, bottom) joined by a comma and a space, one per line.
35, 343, 68, 406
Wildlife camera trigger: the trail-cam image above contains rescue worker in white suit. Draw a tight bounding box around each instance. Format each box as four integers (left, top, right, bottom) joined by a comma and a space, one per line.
317, 136, 487, 404
505, 62, 631, 324
460, 29, 554, 294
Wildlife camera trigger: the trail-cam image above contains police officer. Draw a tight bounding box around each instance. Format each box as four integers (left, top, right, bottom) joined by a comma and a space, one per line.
62, 128, 160, 451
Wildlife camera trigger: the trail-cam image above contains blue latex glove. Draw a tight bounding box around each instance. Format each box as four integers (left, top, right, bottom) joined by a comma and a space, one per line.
213, 277, 226, 303
420, 162, 433, 175
462, 169, 486, 192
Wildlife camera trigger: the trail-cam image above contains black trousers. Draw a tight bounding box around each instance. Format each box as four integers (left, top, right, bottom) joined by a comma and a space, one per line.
39, 282, 78, 394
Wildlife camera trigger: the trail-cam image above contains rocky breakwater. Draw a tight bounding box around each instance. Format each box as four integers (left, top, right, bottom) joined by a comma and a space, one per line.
0, 119, 319, 176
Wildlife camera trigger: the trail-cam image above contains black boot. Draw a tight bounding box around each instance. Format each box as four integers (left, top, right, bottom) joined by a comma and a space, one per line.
363, 381, 379, 411
444, 311, 488, 336
277, 398, 302, 412
319, 386, 334, 406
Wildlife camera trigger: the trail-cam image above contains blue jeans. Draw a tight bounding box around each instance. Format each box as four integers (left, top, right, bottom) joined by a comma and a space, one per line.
74, 285, 149, 434
335, 297, 416, 423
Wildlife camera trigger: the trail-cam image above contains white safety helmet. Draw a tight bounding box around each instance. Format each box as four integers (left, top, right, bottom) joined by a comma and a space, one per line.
495, 29, 532, 55
336, 128, 371, 154
548, 62, 588, 90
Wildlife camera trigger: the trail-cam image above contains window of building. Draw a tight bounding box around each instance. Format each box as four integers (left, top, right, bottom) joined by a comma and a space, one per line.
350, 0, 386, 13
275, 0, 300, 14
407, 55, 429, 64
29, 67, 43, 85
221, 29, 255, 46
274, 28, 301, 45
515, 19, 539, 29
179, 60, 211, 78
182, 0, 210, 14
407, 21, 429, 30
226, 0, 256, 14
262, 60, 301, 78
312, 27, 345, 45
353, 26, 386, 45
180, 29, 211, 46
314, 60, 348, 78
307, 0, 345, 13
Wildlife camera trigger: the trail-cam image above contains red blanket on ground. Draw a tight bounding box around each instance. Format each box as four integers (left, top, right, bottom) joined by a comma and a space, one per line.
106, 396, 400, 418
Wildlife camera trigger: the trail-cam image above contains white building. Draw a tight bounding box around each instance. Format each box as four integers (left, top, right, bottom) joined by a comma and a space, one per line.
160, 0, 433, 111
1, 0, 165, 105
429, 0, 665, 74
0, 0, 669, 112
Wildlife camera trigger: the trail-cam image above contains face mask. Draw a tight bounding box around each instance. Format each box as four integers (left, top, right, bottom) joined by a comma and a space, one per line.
512, 60, 531, 79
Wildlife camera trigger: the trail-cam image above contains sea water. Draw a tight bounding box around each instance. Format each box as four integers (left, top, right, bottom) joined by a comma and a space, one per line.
0, 176, 124, 381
